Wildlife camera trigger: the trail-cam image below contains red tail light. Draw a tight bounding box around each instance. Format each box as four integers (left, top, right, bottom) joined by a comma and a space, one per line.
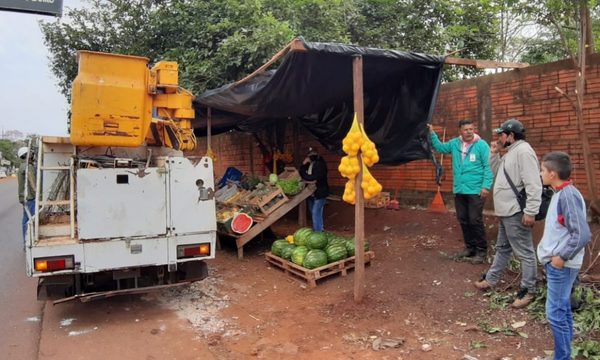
34, 256, 74, 272
177, 243, 211, 259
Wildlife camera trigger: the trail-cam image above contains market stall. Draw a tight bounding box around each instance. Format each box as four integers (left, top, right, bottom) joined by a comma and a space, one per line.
214, 167, 315, 258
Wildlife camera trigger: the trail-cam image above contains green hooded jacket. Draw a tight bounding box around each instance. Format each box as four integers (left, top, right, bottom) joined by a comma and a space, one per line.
431, 132, 493, 195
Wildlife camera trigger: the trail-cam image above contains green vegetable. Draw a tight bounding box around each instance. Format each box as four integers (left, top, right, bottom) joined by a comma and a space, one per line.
276, 178, 301, 195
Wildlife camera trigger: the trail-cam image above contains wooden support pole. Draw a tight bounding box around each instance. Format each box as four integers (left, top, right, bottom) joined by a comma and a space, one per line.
577, 4, 599, 210
352, 55, 366, 303
207, 107, 212, 152
444, 57, 528, 69
249, 134, 255, 173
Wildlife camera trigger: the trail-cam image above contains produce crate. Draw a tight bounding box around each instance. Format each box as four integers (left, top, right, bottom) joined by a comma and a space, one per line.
265, 251, 375, 288
278, 167, 301, 181
365, 191, 390, 209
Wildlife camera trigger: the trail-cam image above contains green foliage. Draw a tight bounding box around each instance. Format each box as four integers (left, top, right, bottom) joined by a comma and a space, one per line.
573, 286, 600, 336
485, 291, 512, 310
0, 140, 20, 167
572, 339, 600, 360
469, 340, 486, 349
527, 287, 547, 321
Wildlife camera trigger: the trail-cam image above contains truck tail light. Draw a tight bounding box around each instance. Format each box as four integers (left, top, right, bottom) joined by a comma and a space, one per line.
34, 256, 74, 272
177, 243, 211, 259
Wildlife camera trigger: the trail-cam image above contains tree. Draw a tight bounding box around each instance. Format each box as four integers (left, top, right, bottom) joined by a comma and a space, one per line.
0, 140, 19, 167
40, 0, 295, 99
347, 0, 500, 80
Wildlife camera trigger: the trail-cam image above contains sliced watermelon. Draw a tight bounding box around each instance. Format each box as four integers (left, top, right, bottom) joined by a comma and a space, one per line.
231, 212, 253, 234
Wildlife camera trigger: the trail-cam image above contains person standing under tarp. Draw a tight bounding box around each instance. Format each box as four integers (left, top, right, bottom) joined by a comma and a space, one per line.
428, 121, 493, 263
474, 118, 542, 309
17, 147, 35, 247
299, 147, 329, 232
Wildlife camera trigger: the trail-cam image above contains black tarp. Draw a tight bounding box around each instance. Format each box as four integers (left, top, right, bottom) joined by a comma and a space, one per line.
195, 39, 445, 166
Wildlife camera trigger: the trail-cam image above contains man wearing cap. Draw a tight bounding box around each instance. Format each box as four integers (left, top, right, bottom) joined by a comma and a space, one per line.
474, 118, 542, 308
17, 147, 36, 246
428, 121, 493, 264
299, 147, 329, 232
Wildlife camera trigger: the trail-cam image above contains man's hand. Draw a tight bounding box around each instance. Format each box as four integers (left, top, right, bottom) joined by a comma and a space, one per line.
480, 188, 490, 199
426, 124, 433, 133
522, 213, 535, 227
302, 157, 311, 165
490, 141, 499, 154
550, 256, 565, 269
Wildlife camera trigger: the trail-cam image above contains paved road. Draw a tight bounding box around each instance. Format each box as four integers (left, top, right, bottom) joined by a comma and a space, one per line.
0, 178, 44, 360
0, 178, 212, 359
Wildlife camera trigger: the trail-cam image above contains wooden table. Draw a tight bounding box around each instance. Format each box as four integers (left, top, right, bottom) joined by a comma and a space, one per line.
222, 184, 315, 259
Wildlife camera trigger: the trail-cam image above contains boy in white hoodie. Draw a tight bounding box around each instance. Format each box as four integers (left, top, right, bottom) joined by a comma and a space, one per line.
538, 151, 591, 360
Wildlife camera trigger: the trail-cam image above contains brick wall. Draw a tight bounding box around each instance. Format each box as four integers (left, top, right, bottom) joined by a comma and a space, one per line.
194, 54, 600, 201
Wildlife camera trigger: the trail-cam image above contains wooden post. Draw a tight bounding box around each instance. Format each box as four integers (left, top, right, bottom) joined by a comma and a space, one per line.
352, 55, 366, 303
249, 134, 255, 174
207, 107, 212, 153
577, 4, 599, 210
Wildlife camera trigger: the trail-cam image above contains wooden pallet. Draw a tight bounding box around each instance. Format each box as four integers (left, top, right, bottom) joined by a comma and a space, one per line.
265, 251, 375, 288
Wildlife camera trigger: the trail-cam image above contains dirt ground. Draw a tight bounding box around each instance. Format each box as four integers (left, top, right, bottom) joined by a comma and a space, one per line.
155, 200, 599, 360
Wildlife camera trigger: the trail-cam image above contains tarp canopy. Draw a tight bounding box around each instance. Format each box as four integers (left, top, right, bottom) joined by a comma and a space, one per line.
194, 38, 445, 166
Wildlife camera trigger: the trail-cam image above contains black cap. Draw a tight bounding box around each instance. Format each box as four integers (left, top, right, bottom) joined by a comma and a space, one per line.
494, 118, 525, 135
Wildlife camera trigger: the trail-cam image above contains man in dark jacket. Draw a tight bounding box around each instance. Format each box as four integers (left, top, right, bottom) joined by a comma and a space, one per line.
299, 147, 329, 232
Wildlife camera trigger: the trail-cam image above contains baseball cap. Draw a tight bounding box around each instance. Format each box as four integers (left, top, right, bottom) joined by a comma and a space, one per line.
494, 118, 525, 135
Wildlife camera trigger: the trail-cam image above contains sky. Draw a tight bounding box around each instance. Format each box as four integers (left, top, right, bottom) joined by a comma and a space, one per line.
0, 1, 84, 137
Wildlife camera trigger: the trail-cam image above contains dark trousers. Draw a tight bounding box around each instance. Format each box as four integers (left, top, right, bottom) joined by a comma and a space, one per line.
455, 194, 487, 253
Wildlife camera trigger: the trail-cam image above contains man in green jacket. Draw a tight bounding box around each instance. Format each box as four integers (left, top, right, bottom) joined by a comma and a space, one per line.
428, 120, 493, 263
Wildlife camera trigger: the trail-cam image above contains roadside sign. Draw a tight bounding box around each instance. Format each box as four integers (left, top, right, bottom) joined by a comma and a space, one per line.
0, 0, 63, 17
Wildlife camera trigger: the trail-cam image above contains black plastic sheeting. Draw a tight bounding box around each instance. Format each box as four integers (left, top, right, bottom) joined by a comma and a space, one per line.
195, 39, 445, 167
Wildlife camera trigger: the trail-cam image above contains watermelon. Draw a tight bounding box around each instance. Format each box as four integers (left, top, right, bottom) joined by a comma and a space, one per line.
281, 244, 297, 260
326, 237, 346, 249
323, 232, 337, 242
303, 249, 328, 269
291, 246, 309, 265
326, 243, 348, 263
293, 227, 312, 247
230, 212, 253, 234
271, 239, 289, 257
306, 232, 328, 250
345, 239, 370, 256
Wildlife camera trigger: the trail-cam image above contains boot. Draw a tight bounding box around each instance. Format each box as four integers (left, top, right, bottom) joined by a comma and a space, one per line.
453, 248, 475, 259
468, 250, 487, 264
511, 288, 535, 309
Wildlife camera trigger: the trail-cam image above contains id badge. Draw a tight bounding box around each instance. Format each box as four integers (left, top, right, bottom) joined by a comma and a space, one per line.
469, 154, 476, 162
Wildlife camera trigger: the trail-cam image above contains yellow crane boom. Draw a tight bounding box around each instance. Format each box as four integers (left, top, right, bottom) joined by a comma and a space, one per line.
70, 51, 196, 151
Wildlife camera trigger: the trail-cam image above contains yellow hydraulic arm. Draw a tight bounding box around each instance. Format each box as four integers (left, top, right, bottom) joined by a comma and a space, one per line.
70, 51, 196, 151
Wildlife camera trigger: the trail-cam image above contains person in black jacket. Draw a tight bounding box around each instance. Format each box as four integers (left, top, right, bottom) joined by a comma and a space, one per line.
299, 147, 329, 232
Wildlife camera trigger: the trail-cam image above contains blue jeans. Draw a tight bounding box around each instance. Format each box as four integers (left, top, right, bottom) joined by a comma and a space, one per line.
22, 200, 36, 245
545, 263, 579, 360
308, 197, 326, 232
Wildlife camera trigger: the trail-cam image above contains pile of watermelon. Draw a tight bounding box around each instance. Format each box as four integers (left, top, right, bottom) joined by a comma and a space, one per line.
271, 228, 369, 270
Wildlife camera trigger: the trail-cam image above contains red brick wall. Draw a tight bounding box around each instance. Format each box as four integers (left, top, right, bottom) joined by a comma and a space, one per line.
194, 55, 600, 200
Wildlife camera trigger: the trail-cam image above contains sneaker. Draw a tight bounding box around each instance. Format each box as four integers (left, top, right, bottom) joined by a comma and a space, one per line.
511, 288, 535, 308
474, 278, 492, 290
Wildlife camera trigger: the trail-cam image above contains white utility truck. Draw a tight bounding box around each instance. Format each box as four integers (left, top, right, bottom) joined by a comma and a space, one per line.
24, 51, 216, 302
